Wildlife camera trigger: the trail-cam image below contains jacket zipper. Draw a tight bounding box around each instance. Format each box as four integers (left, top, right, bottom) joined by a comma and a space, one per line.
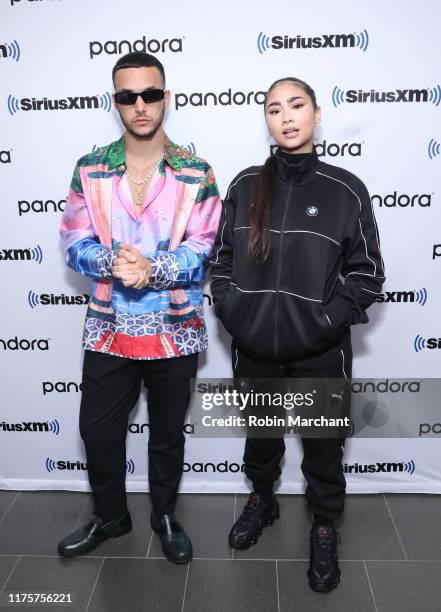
274, 182, 292, 357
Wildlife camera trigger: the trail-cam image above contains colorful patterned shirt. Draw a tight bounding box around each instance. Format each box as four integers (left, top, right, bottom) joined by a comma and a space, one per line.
60, 135, 221, 359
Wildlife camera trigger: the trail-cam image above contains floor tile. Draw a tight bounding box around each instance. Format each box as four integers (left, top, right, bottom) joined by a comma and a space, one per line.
366, 560, 441, 612
338, 495, 405, 560
0, 491, 432, 612
0, 492, 88, 556
88, 558, 187, 612
0, 556, 19, 591
1, 555, 101, 612
384, 493, 441, 560
0, 491, 19, 522
184, 559, 278, 612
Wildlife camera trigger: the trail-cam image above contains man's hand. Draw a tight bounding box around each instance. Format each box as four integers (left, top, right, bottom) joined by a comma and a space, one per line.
112, 244, 152, 289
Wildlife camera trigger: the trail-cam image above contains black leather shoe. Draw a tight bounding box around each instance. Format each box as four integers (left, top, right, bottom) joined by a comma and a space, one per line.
308, 524, 341, 593
151, 514, 193, 564
228, 493, 279, 550
57, 512, 132, 557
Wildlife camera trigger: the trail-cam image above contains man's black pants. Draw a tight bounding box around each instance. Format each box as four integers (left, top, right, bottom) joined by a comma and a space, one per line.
79, 350, 198, 522
233, 338, 352, 520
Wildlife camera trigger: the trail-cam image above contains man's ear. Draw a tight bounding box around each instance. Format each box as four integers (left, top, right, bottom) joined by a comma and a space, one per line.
112, 94, 119, 112
164, 89, 171, 110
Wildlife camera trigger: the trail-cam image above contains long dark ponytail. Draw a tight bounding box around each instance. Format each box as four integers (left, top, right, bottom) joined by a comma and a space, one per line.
248, 77, 318, 262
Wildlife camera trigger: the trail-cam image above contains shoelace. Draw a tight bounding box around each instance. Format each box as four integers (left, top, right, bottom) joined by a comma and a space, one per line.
238, 496, 260, 525
313, 530, 340, 564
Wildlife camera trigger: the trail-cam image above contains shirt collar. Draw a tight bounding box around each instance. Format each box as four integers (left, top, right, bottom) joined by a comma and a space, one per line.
274, 146, 319, 184
107, 134, 187, 172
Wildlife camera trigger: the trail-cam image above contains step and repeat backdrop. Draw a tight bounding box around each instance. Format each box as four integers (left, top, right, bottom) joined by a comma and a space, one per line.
1, 0, 441, 493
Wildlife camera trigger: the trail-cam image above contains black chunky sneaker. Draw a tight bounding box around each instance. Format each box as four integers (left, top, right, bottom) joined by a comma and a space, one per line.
308, 524, 341, 593
228, 493, 279, 550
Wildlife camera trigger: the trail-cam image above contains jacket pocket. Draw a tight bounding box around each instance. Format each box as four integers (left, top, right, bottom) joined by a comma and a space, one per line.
321, 307, 341, 342
276, 296, 340, 361
217, 287, 277, 357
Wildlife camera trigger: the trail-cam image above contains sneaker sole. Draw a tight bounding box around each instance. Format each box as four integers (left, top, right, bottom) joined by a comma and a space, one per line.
307, 570, 341, 593
229, 513, 280, 550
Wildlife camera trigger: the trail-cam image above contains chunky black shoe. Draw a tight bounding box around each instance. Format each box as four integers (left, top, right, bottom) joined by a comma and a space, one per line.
151, 514, 193, 564
308, 524, 341, 593
57, 512, 132, 557
228, 493, 279, 550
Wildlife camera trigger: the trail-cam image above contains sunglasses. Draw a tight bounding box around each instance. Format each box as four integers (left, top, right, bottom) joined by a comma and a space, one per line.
114, 88, 165, 105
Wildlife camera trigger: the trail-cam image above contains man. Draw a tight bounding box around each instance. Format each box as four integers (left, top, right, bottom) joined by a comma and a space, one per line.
58, 52, 221, 564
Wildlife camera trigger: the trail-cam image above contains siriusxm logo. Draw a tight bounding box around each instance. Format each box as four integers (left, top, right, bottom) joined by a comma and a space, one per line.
376, 289, 427, 306
89, 35, 183, 59
428, 139, 440, 159
344, 460, 415, 474
332, 85, 441, 107
42, 381, 82, 395
371, 192, 432, 208
183, 460, 245, 473
18, 198, 66, 216
46, 458, 135, 473
28, 291, 89, 308
0, 337, 49, 351
0, 419, 59, 434
7, 92, 112, 115
414, 335, 441, 352
175, 89, 265, 110
257, 30, 368, 54
0, 150, 12, 164
182, 142, 196, 154
0, 245, 42, 263
0, 40, 21, 62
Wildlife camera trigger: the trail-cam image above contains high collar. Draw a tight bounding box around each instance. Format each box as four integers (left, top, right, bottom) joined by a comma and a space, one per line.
274, 147, 319, 184
106, 134, 189, 172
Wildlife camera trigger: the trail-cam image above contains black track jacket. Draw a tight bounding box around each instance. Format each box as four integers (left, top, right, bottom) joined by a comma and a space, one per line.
209, 149, 385, 365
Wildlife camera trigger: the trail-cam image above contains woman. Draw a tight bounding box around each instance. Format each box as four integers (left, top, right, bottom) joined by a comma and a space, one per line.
210, 77, 384, 593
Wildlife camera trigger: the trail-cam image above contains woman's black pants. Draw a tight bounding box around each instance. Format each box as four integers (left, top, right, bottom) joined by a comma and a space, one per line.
233, 338, 352, 520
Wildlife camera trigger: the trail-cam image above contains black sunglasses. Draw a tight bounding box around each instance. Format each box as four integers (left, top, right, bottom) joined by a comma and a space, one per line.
114, 88, 165, 105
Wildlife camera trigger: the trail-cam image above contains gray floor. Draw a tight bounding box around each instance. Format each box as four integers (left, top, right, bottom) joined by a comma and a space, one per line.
0, 491, 440, 611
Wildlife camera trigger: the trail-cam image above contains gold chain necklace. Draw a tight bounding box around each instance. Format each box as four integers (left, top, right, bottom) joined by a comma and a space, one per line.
126, 153, 164, 210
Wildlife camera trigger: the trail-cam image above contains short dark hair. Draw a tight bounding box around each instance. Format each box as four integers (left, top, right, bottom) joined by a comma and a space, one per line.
112, 52, 166, 87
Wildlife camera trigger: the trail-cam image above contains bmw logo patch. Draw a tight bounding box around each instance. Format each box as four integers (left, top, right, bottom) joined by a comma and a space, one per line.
306, 205, 318, 216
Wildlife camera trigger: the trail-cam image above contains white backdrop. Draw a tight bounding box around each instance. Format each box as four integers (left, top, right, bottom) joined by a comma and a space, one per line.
1, 0, 441, 494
